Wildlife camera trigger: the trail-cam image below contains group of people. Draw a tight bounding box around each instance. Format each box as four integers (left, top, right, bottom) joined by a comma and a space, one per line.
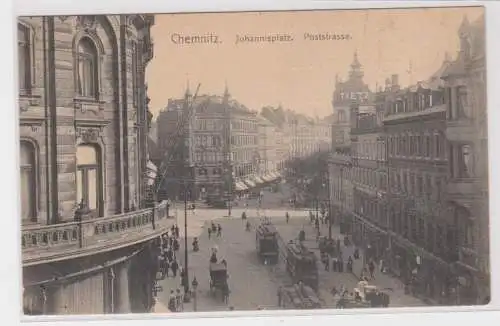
319, 235, 363, 276
167, 288, 185, 312
207, 222, 222, 239
158, 230, 181, 278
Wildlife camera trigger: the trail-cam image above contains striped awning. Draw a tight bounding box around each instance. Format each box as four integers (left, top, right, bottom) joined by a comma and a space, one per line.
244, 179, 257, 188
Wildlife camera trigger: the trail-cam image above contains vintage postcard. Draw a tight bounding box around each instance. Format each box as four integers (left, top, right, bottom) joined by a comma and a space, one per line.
18, 5, 489, 316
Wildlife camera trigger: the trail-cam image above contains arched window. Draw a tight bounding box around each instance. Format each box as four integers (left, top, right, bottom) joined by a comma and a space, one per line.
20, 141, 37, 222
76, 144, 101, 217
18, 23, 31, 93
77, 38, 98, 98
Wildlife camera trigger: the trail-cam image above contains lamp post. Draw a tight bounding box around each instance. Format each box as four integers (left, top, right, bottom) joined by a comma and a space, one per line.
191, 276, 199, 311
183, 176, 191, 302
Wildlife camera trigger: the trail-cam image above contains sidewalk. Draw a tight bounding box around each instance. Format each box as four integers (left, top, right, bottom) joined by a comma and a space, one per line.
305, 221, 426, 307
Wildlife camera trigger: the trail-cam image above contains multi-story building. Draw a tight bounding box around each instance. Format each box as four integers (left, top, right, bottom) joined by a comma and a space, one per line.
349, 95, 387, 259
441, 14, 489, 305
157, 86, 261, 201
383, 67, 453, 304
19, 15, 169, 315
329, 52, 375, 233
315, 115, 333, 152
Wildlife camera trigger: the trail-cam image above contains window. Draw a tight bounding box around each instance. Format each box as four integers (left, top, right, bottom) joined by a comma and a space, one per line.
18, 23, 31, 93
435, 134, 441, 158
20, 141, 37, 222
338, 110, 346, 123
76, 145, 101, 217
459, 145, 473, 177
77, 38, 98, 98
457, 86, 469, 118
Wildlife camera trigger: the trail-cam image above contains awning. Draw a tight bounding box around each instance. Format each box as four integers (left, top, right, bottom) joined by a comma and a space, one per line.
268, 172, 279, 180
244, 179, 256, 188
253, 175, 265, 184
235, 182, 248, 191
261, 174, 272, 182
146, 160, 158, 185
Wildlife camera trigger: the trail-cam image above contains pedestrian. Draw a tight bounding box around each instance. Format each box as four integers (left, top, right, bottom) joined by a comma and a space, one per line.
173, 238, 180, 252
165, 259, 170, 277
168, 290, 177, 312
368, 260, 375, 280
171, 225, 175, 236
217, 224, 222, 237
323, 254, 330, 271
208, 226, 212, 239
347, 256, 353, 273
277, 286, 283, 307
354, 247, 360, 260
176, 288, 183, 312
169, 235, 174, 248
332, 257, 338, 272
174, 225, 180, 239
171, 259, 179, 277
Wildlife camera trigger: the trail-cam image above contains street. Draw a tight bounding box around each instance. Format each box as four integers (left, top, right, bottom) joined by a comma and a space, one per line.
156, 182, 426, 312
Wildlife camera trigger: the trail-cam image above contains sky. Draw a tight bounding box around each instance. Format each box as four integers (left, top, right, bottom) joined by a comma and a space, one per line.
145, 6, 484, 119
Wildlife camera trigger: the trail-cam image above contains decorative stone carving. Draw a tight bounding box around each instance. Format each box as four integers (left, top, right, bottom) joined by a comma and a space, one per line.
76, 127, 103, 143
58, 16, 69, 22
76, 15, 97, 32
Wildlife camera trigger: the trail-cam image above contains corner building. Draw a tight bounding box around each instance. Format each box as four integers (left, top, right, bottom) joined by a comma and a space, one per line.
441, 14, 489, 305
19, 15, 170, 315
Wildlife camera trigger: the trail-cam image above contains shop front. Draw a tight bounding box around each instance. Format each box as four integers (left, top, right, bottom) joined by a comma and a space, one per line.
388, 235, 455, 305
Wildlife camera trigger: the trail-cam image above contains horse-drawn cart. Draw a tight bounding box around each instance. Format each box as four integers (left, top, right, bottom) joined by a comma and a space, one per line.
209, 262, 229, 303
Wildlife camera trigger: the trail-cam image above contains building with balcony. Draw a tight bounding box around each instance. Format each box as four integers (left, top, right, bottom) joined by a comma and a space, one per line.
18, 15, 170, 315
441, 14, 489, 305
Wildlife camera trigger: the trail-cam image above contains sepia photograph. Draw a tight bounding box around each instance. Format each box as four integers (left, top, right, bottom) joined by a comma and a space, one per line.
17, 5, 489, 316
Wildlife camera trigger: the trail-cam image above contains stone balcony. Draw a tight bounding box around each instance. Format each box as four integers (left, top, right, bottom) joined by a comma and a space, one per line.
446, 119, 476, 142
446, 178, 483, 202
21, 201, 171, 267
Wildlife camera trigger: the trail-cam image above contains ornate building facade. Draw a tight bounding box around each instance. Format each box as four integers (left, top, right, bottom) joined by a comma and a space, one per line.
441, 14, 489, 305
19, 15, 170, 315
328, 14, 489, 306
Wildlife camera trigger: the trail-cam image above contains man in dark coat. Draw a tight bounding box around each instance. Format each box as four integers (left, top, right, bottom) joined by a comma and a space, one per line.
171, 259, 179, 277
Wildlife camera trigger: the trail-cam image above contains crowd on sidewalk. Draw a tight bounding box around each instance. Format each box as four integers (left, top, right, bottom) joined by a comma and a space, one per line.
298, 213, 425, 307
155, 225, 193, 312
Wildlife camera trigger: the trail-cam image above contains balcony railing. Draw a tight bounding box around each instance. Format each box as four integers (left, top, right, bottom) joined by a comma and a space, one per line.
21, 201, 170, 266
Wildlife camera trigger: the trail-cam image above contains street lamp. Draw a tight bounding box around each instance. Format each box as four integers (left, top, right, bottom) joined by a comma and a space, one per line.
191, 276, 199, 311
